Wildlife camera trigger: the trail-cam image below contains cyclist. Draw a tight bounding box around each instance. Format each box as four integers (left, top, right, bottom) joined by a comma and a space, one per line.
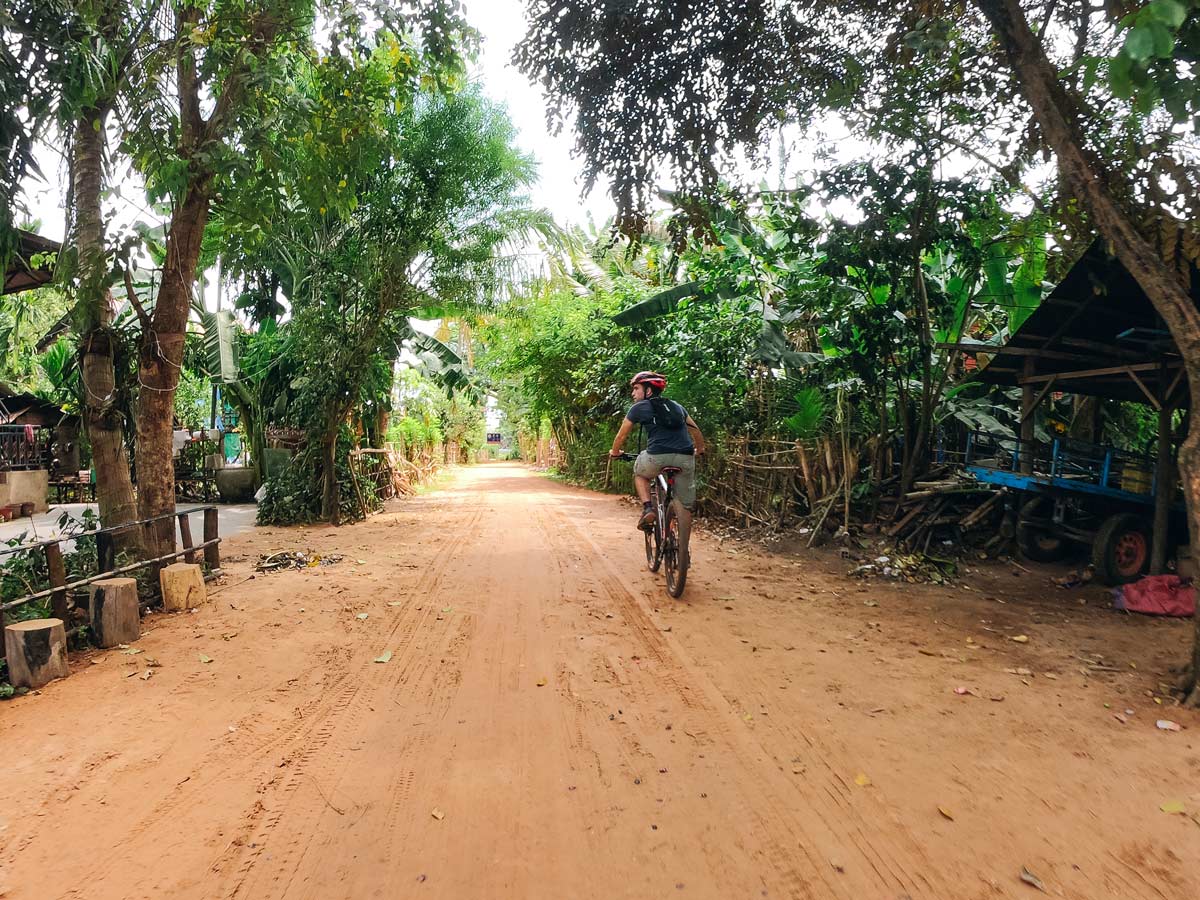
609, 371, 706, 530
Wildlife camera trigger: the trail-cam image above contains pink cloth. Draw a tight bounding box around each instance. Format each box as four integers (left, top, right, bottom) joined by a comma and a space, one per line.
1115, 575, 1195, 617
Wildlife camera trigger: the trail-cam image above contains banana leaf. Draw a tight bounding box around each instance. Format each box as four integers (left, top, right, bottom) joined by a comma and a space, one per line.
612, 281, 710, 325
192, 304, 240, 384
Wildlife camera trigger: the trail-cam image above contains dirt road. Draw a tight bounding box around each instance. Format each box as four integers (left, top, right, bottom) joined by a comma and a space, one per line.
1, 463, 1197, 899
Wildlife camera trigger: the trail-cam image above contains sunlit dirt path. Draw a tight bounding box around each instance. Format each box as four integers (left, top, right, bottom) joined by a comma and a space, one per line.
1, 463, 1196, 899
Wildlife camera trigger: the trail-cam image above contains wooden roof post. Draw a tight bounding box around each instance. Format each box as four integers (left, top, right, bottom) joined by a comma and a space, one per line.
1150, 363, 1175, 574
1020, 356, 1036, 475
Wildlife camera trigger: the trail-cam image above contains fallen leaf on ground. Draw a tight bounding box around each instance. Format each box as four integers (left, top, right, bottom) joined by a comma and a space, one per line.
854, 773, 871, 787
140, 670, 153, 681
1114, 714, 1128, 724
354, 613, 368, 621
356, 559, 366, 564
1160, 800, 1186, 815
221, 632, 238, 641
1011, 634, 1030, 644
989, 695, 1005, 702
441, 606, 452, 613
199, 654, 213, 664
121, 647, 143, 655
1019, 866, 1046, 891
937, 806, 954, 821
536, 677, 547, 687
388, 601, 404, 607
1156, 720, 1183, 732
431, 808, 445, 821
953, 686, 974, 696
374, 650, 392, 664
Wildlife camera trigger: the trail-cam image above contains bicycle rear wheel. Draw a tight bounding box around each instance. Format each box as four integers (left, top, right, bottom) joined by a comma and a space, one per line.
663, 499, 689, 597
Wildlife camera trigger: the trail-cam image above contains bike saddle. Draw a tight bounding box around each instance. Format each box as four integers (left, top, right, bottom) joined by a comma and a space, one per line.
660, 466, 683, 475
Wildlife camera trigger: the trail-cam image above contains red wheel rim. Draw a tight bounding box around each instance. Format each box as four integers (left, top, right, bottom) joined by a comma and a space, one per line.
1114, 530, 1147, 576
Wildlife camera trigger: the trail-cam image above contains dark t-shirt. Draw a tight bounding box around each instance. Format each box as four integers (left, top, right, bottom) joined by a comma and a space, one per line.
626, 397, 694, 455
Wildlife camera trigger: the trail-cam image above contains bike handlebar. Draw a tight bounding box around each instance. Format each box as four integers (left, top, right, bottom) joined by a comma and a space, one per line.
613, 452, 638, 461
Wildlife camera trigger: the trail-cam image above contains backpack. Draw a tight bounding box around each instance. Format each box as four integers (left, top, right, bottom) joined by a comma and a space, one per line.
648, 397, 684, 429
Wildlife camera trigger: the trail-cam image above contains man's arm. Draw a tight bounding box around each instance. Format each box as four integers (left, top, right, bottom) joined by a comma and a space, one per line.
609, 417, 636, 456
685, 415, 706, 455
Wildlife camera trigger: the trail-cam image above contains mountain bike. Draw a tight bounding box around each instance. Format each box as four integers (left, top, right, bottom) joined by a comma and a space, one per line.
615, 453, 691, 597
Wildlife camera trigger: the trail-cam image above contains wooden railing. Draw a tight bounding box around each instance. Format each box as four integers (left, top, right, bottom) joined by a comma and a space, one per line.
0, 506, 221, 656
0, 425, 52, 472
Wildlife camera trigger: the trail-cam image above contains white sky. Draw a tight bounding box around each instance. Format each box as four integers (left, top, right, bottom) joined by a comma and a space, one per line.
460, 0, 614, 230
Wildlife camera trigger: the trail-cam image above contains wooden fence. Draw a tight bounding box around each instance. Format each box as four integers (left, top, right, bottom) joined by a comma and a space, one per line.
553, 438, 829, 530
0, 506, 222, 655
0, 425, 52, 472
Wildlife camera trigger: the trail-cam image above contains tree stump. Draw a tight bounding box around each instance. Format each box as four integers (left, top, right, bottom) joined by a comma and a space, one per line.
4, 618, 70, 689
160, 563, 206, 612
89, 577, 141, 648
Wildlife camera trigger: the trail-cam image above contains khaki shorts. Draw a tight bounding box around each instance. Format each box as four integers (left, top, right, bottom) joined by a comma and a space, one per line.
634, 451, 696, 509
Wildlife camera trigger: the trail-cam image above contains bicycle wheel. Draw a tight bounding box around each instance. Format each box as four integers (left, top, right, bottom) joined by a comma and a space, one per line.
645, 489, 662, 572
663, 499, 689, 597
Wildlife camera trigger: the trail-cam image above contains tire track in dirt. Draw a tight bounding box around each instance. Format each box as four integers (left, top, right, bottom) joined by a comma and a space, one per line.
54, 493, 485, 898
683, 628, 1166, 900
526, 498, 820, 898
540, 497, 940, 899
219, 494, 488, 900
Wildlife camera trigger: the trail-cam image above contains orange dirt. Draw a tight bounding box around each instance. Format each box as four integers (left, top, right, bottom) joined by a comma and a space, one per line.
1, 462, 1197, 899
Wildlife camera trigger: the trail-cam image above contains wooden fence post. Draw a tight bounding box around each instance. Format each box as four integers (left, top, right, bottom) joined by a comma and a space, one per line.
203, 507, 220, 571
141, 522, 163, 584
96, 531, 115, 575
44, 542, 69, 624
178, 512, 197, 564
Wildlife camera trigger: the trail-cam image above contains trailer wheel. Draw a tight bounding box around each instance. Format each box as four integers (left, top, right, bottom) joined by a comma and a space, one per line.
1016, 497, 1071, 562
1092, 513, 1151, 585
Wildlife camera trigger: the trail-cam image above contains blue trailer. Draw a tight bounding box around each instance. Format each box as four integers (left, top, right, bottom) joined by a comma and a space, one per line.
962, 430, 1185, 585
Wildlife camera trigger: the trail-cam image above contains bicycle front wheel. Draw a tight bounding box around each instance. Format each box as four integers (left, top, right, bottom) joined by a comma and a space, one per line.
663, 499, 689, 597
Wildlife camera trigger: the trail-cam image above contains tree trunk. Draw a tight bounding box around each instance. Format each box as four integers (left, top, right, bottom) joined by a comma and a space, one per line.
72, 109, 139, 536
975, 0, 1200, 703
320, 410, 341, 524
134, 183, 211, 557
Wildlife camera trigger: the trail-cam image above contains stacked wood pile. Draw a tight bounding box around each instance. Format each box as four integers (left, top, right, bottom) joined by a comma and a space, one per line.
877, 468, 1007, 555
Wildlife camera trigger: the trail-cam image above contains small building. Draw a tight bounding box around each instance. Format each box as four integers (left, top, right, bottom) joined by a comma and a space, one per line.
2, 231, 72, 514
958, 233, 1196, 582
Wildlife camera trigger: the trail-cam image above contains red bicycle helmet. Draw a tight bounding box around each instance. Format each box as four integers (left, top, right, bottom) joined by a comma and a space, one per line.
630, 371, 667, 390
